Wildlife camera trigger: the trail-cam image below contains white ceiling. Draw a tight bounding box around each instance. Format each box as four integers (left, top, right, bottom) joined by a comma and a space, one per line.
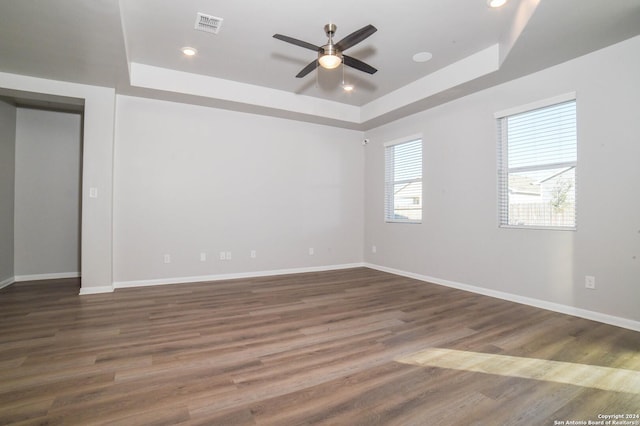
1, 0, 639, 129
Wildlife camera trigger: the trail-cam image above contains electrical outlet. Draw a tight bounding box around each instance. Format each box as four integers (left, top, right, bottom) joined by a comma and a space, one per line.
163, 254, 171, 264
585, 275, 596, 289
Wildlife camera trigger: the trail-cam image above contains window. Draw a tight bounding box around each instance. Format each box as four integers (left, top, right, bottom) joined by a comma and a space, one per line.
496, 94, 577, 229
385, 138, 422, 223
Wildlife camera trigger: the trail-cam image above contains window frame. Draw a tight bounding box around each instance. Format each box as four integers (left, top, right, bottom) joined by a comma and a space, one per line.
495, 93, 577, 231
384, 135, 423, 224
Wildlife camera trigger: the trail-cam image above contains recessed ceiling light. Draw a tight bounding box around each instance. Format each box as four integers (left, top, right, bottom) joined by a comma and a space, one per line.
487, 0, 508, 8
181, 47, 198, 56
412, 52, 433, 63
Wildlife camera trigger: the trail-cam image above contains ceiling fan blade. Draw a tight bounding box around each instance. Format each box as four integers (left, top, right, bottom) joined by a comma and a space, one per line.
273, 34, 322, 52
334, 24, 377, 52
343, 55, 377, 75
296, 60, 319, 78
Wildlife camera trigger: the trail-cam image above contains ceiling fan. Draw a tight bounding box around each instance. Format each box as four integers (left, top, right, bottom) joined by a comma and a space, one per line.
273, 23, 378, 78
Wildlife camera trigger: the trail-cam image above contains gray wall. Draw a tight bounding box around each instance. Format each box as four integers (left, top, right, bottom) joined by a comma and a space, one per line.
113, 96, 364, 283
14, 108, 82, 277
364, 36, 640, 322
0, 100, 16, 285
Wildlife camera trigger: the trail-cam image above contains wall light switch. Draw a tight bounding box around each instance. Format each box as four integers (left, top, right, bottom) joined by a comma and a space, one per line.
200, 252, 207, 262
219, 252, 226, 261
585, 276, 596, 289
250, 250, 257, 259
226, 251, 232, 260
163, 254, 171, 264
372, 245, 377, 253
308, 247, 314, 255
89, 187, 98, 198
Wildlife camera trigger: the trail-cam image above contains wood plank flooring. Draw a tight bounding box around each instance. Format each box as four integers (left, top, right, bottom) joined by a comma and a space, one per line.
0, 268, 638, 425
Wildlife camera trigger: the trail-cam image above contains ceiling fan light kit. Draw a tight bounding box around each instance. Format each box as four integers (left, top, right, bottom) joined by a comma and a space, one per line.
273, 23, 378, 78
318, 52, 342, 69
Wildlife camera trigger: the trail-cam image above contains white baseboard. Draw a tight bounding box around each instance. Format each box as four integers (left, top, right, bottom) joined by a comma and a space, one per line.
113, 263, 365, 289
0, 277, 15, 290
365, 263, 640, 333
14, 272, 81, 282
79, 285, 114, 295
5, 272, 112, 296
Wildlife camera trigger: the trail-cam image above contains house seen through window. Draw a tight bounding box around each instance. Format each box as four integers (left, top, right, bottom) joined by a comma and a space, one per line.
385, 138, 422, 223
497, 96, 577, 229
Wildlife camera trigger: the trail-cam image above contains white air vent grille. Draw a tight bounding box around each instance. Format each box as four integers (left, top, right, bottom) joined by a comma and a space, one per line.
195, 13, 223, 34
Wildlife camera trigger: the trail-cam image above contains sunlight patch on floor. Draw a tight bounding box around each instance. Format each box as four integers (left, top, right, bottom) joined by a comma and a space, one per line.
396, 348, 640, 394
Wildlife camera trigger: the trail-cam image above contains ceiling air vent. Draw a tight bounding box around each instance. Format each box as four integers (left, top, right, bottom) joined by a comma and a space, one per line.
194, 13, 223, 34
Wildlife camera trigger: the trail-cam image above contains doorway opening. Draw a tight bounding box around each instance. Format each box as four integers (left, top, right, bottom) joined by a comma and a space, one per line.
0, 90, 84, 290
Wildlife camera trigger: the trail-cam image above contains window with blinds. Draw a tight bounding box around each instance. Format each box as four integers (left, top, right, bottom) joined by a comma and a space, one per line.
385, 138, 422, 223
497, 96, 577, 229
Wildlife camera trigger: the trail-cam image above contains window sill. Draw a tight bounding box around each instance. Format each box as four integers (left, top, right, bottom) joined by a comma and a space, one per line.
499, 225, 576, 231
385, 220, 422, 225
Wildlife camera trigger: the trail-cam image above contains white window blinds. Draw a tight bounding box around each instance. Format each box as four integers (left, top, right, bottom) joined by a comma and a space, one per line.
385, 138, 422, 223
497, 98, 577, 229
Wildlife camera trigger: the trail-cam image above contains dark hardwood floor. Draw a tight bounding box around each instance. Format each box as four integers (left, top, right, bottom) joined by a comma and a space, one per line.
1, 268, 638, 425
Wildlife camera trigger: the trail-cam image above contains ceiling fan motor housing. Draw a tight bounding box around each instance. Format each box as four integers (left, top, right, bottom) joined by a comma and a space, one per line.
320, 43, 342, 58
